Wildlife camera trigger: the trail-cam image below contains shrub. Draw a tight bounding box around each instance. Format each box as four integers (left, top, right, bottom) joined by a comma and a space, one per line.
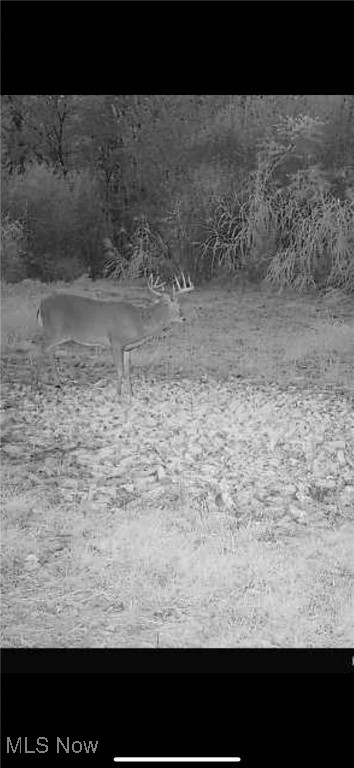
1, 164, 105, 281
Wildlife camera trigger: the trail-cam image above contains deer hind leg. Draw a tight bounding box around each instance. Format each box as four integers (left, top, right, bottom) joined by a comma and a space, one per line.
36, 340, 62, 390
49, 348, 62, 387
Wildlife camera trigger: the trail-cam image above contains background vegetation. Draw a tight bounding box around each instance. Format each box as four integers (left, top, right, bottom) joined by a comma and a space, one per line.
1, 94, 354, 291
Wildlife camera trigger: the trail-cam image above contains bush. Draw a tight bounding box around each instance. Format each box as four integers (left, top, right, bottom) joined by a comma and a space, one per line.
195, 128, 354, 292
0, 216, 26, 282
1, 164, 106, 281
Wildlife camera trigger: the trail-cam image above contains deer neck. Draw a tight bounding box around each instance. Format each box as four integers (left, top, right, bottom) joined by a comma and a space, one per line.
142, 299, 172, 335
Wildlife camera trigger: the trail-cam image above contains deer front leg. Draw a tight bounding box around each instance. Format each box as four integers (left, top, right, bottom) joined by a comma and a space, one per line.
123, 349, 132, 397
110, 340, 124, 397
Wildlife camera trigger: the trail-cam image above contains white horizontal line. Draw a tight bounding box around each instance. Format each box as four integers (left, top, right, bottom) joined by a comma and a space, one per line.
113, 760, 241, 764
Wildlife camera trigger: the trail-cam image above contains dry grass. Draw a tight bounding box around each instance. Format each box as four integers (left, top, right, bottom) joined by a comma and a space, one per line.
1, 279, 354, 647
2, 484, 354, 647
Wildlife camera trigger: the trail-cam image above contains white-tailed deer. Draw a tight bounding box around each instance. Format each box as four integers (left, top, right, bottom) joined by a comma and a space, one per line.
36, 273, 194, 396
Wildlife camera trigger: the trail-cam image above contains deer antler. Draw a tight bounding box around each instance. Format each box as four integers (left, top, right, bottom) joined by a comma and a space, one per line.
147, 274, 166, 296
173, 272, 194, 296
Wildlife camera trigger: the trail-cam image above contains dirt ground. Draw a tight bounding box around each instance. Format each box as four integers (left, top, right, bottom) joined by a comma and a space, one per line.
1, 278, 354, 648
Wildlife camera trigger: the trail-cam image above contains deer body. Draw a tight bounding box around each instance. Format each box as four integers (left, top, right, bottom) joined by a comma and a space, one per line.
36, 275, 193, 396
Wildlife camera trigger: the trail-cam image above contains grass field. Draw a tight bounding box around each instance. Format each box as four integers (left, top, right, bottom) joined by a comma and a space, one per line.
1, 277, 354, 647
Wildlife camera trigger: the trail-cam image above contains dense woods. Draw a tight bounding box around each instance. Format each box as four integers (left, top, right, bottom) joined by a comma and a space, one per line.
1, 94, 353, 291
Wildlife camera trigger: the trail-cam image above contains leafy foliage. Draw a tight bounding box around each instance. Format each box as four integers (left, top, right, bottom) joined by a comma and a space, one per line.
1, 164, 105, 281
